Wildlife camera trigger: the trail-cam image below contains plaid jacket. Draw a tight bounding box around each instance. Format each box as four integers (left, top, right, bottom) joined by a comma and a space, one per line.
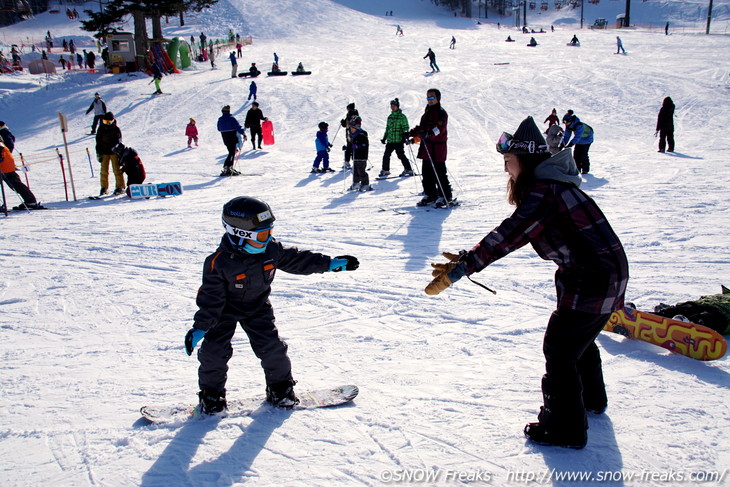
383, 109, 410, 144
463, 181, 628, 314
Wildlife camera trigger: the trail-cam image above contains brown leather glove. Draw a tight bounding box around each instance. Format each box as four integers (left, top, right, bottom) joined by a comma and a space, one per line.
425, 252, 463, 295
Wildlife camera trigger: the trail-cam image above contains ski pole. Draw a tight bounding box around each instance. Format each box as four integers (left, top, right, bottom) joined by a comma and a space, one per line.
0, 173, 7, 216
466, 275, 496, 294
86, 147, 94, 177
405, 138, 424, 194
0, 171, 29, 212
330, 123, 342, 147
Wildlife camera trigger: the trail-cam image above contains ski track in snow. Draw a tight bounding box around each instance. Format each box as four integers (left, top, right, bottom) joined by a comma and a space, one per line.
1, 0, 730, 485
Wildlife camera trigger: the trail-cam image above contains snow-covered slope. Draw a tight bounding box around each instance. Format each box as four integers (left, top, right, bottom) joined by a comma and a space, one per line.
1, 0, 729, 486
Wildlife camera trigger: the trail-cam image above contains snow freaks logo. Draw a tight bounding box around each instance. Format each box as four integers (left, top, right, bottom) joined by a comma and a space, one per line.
379, 468, 493, 483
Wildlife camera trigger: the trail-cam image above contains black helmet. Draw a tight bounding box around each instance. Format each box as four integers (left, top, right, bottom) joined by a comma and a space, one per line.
111, 143, 125, 155
318, 121, 329, 131
222, 196, 275, 232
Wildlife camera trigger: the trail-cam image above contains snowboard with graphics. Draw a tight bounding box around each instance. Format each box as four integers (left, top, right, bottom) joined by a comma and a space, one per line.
140, 385, 359, 424
603, 307, 727, 361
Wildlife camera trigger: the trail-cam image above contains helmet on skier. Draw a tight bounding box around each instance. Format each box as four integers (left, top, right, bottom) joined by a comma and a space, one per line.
318, 121, 329, 131
222, 196, 275, 254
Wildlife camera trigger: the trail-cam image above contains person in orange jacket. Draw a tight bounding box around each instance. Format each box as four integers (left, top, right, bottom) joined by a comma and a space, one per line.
0, 140, 41, 210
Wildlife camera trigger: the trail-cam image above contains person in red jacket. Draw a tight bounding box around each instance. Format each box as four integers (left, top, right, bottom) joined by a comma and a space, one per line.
425, 116, 629, 449
409, 88, 453, 208
0, 141, 40, 210
185, 118, 199, 148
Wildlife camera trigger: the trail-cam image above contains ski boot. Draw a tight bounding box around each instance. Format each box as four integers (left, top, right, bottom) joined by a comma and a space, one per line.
266, 379, 299, 409
198, 389, 227, 415
524, 422, 586, 449
399, 170, 414, 177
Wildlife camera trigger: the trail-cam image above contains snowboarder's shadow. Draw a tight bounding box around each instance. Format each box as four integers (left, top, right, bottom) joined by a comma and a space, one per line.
138, 405, 290, 486
186, 406, 291, 485
663, 152, 702, 160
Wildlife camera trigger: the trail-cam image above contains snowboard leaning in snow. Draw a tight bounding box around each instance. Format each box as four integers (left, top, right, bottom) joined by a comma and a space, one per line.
140, 385, 358, 423
129, 182, 183, 199
603, 307, 727, 361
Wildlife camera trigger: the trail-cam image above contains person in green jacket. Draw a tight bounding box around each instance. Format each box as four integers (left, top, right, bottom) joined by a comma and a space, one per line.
379, 98, 414, 178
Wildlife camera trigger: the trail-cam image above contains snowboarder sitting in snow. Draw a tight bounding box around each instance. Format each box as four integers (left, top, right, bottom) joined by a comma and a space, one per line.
248, 63, 260, 77
569, 35, 579, 46
112, 143, 146, 197
425, 116, 628, 449
295, 62, 306, 73
527, 37, 538, 47
184, 196, 359, 414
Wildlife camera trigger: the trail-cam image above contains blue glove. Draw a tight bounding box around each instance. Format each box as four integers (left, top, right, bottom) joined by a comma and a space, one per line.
329, 255, 360, 272
185, 328, 206, 356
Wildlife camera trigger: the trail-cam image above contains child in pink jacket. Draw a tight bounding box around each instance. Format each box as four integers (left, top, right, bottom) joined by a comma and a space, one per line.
186, 118, 199, 148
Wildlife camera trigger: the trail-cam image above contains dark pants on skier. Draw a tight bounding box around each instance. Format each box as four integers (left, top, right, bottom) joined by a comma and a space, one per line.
221, 131, 239, 169
197, 305, 293, 394
313, 150, 329, 170
421, 159, 452, 201
573, 143, 591, 174
382, 142, 412, 173
352, 159, 369, 186
538, 309, 610, 435
91, 114, 103, 134
250, 127, 262, 149
1, 171, 37, 206
658, 129, 674, 152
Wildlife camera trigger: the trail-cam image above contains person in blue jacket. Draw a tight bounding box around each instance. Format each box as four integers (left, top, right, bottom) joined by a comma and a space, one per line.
248, 80, 257, 101
217, 105, 247, 176
559, 111, 594, 174
311, 122, 333, 173
229, 51, 238, 78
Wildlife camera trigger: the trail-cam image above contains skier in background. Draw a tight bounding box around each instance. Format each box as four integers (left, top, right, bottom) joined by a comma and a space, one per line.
311, 121, 333, 173
449, 36, 456, 49
423, 48, 440, 72
340, 102, 359, 170
655, 96, 675, 153
425, 116, 628, 449
616, 36, 626, 54
559, 111, 594, 174
184, 196, 359, 414
85, 92, 107, 135
379, 98, 413, 178
347, 117, 372, 192
248, 80, 257, 101
409, 88, 453, 207
217, 105, 247, 176
244, 101, 267, 150
544, 108, 559, 127
186, 118, 199, 148
229, 51, 237, 78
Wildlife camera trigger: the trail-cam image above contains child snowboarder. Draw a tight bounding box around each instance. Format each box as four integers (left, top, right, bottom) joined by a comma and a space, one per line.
112, 143, 146, 197
347, 117, 372, 191
184, 196, 359, 414
186, 118, 199, 148
425, 116, 628, 449
312, 122, 333, 173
